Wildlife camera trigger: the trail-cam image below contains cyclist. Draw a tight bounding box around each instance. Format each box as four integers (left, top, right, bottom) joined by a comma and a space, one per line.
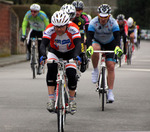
60, 3, 76, 21
127, 17, 137, 52
117, 14, 128, 61
21, 3, 49, 74
40, 10, 81, 114
71, 0, 90, 73
86, 4, 123, 102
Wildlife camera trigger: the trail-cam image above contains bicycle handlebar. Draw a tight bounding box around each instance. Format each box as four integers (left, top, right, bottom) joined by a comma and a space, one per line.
94, 50, 114, 53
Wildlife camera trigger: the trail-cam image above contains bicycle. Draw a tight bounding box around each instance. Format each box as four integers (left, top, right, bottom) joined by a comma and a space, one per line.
94, 50, 115, 111
126, 37, 132, 65
47, 58, 77, 132
25, 37, 43, 79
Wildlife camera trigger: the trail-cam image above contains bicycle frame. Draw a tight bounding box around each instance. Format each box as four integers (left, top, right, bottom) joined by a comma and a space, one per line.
26, 37, 42, 79
94, 50, 114, 111
47, 59, 74, 132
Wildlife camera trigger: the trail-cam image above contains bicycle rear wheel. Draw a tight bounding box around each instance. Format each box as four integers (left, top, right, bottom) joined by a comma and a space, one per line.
57, 80, 65, 132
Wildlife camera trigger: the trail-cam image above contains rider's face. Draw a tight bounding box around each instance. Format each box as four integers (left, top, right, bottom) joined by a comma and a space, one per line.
31, 10, 39, 17
98, 15, 110, 26
76, 9, 83, 17
118, 20, 124, 25
54, 25, 67, 36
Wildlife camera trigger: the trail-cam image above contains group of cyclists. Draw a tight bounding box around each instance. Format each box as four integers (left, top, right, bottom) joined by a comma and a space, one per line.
21, 1, 140, 115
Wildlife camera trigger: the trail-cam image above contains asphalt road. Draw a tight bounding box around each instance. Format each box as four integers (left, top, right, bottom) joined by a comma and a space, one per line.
0, 40, 150, 132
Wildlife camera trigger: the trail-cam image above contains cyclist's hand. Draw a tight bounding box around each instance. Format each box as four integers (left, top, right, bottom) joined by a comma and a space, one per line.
114, 46, 123, 58
86, 46, 94, 58
74, 56, 82, 65
40, 56, 47, 65
21, 35, 26, 42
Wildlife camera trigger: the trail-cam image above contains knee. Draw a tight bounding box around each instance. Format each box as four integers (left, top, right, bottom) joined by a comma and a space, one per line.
107, 64, 115, 72
66, 68, 77, 90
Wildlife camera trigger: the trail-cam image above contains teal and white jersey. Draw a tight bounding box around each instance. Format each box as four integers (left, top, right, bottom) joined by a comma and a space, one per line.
88, 15, 120, 44
22, 10, 49, 36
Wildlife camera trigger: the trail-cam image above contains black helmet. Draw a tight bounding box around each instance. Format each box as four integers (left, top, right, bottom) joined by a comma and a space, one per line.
117, 14, 125, 21
97, 4, 111, 17
72, 0, 84, 10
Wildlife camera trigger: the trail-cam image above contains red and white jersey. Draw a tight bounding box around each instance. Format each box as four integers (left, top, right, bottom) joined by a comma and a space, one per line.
43, 21, 81, 53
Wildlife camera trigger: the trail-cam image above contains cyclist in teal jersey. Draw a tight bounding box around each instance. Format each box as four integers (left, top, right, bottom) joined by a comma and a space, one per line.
21, 4, 49, 74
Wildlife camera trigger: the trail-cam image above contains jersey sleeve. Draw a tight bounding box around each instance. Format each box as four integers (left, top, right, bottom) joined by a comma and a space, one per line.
22, 11, 30, 36
40, 11, 49, 28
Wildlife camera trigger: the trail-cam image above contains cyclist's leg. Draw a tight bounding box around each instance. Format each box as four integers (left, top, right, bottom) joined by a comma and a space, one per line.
91, 40, 101, 83
66, 63, 77, 114
46, 52, 58, 111
26, 29, 34, 60
104, 41, 116, 102
36, 31, 43, 74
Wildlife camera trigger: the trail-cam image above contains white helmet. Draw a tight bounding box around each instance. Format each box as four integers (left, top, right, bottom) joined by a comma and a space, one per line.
127, 17, 134, 27
30, 4, 41, 11
51, 10, 70, 26
60, 4, 76, 19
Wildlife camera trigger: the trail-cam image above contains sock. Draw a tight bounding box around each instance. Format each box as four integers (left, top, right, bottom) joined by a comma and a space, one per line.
108, 89, 113, 93
94, 67, 98, 72
48, 94, 54, 101
69, 96, 75, 102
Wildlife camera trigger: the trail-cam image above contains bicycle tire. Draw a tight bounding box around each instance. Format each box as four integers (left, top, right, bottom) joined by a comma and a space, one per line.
101, 67, 106, 111
57, 80, 64, 132
31, 45, 36, 79
127, 43, 132, 65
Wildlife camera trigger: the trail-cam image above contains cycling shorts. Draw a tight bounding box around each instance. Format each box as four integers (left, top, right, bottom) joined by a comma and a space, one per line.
92, 39, 117, 62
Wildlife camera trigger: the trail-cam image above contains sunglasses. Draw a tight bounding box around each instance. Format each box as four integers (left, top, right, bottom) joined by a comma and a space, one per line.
98, 15, 109, 19
31, 10, 38, 13
76, 9, 83, 12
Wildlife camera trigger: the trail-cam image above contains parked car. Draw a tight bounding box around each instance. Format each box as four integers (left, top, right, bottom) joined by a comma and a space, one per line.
141, 29, 150, 40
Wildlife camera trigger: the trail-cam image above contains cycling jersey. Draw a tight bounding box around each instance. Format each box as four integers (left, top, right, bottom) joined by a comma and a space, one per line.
88, 15, 120, 44
22, 10, 49, 36
73, 12, 89, 33
43, 21, 81, 53
117, 20, 128, 35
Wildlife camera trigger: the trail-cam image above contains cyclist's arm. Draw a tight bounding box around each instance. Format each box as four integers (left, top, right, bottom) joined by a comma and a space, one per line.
72, 38, 81, 58
113, 31, 120, 47
40, 38, 50, 57
86, 31, 94, 48
22, 14, 29, 36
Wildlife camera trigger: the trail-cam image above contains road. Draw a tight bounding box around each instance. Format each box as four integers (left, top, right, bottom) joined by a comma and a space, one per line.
0, 40, 150, 132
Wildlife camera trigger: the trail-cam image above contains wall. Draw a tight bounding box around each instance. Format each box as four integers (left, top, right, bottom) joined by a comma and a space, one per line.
0, 2, 11, 57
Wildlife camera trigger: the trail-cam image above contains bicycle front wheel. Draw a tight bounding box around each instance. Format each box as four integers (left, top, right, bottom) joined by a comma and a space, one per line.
31, 46, 37, 79
101, 67, 106, 111
127, 43, 132, 65
57, 80, 64, 132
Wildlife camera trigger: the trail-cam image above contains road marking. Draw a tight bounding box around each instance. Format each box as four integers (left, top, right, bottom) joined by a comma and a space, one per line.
118, 68, 150, 72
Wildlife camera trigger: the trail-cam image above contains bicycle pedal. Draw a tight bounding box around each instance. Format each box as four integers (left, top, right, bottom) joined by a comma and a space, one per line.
47, 108, 55, 113
106, 100, 114, 103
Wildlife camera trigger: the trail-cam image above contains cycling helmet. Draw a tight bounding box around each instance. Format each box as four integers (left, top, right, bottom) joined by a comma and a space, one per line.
72, 0, 84, 10
97, 4, 111, 17
60, 4, 76, 19
51, 10, 70, 26
117, 14, 125, 21
127, 17, 134, 27
30, 4, 41, 11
